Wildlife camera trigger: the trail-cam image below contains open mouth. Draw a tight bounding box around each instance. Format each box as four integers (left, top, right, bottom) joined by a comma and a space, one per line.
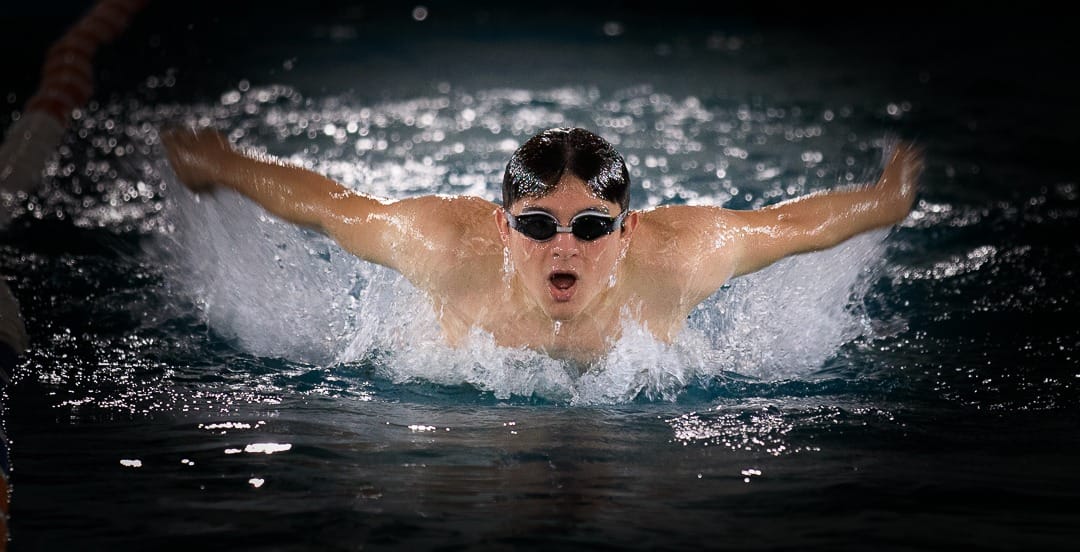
548, 271, 578, 302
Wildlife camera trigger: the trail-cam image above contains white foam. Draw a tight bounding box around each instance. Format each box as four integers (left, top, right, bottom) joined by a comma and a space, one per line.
144, 83, 898, 403
151, 171, 891, 403
690, 230, 889, 381
153, 181, 368, 364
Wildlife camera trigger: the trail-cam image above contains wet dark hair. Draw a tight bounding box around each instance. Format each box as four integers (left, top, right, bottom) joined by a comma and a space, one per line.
502, 127, 630, 210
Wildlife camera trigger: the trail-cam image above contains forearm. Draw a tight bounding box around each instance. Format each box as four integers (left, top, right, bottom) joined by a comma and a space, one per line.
729, 143, 922, 277
768, 143, 919, 251
163, 127, 374, 234
768, 184, 908, 251
213, 150, 362, 233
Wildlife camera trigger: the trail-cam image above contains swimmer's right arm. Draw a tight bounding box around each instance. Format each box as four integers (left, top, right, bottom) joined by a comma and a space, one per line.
160, 127, 448, 271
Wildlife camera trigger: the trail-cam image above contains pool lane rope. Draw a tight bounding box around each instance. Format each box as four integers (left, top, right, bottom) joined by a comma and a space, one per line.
0, 2, 147, 532
0, 0, 148, 229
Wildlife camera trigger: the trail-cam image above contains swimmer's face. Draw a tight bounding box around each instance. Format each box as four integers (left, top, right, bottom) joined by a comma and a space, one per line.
497, 175, 637, 322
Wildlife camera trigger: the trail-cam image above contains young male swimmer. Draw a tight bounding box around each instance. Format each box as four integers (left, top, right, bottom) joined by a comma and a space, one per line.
162, 127, 922, 363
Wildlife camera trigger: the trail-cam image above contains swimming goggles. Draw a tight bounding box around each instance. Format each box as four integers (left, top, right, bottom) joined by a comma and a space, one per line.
505, 209, 627, 242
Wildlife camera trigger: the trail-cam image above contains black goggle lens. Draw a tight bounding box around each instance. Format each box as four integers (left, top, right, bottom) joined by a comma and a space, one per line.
569, 216, 614, 240
515, 216, 559, 240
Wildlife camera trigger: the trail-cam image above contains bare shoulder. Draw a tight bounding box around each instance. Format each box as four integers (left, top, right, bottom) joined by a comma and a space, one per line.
393, 194, 498, 218
387, 194, 504, 290
625, 204, 743, 303
632, 204, 739, 252
390, 194, 500, 240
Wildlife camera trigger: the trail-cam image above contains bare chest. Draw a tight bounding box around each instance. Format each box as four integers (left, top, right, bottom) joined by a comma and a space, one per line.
435, 296, 614, 361
434, 286, 688, 362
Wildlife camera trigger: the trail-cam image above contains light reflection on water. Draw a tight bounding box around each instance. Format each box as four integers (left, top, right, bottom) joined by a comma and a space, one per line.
2, 8, 1078, 549
131, 82, 897, 403
6, 60, 1073, 416
9, 75, 1073, 417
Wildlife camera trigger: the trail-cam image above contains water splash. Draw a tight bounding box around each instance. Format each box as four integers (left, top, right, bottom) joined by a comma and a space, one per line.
130, 84, 898, 404
691, 230, 890, 381
151, 176, 890, 404
150, 182, 366, 364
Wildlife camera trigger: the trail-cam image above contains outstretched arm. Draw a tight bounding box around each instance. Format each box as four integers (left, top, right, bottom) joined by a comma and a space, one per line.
723, 141, 923, 278
632, 142, 924, 312
159, 127, 472, 280
162, 127, 383, 232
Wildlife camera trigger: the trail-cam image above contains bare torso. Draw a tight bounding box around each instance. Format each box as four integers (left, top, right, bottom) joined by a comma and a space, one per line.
159, 127, 921, 363
399, 197, 739, 362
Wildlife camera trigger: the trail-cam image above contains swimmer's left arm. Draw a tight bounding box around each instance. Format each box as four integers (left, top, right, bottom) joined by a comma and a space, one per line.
698, 142, 923, 284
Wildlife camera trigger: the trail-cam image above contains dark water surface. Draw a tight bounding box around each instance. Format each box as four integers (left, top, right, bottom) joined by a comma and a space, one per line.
2, 3, 1078, 550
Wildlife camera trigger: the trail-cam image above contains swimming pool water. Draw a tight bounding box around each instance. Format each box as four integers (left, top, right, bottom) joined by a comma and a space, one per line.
2, 3, 1078, 550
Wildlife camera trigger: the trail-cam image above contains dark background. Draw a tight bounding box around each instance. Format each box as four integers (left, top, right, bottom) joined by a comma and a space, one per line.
2, 4, 1078, 550
3, 1, 1078, 184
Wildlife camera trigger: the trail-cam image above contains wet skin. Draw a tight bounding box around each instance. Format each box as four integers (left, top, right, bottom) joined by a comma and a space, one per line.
161, 128, 922, 363
497, 178, 638, 325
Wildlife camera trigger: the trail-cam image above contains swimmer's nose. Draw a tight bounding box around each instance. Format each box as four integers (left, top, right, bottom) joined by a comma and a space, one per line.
550, 231, 580, 258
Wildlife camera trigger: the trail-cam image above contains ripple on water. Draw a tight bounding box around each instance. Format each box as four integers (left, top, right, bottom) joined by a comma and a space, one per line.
11, 83, 956, 407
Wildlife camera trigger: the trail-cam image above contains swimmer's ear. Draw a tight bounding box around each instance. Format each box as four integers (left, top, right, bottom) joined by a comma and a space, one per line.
494, 208, 511, 244
619, 210, 640, 240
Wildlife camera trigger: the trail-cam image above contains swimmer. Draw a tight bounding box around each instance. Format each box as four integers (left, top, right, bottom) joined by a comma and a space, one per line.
162, 127, 922, 362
